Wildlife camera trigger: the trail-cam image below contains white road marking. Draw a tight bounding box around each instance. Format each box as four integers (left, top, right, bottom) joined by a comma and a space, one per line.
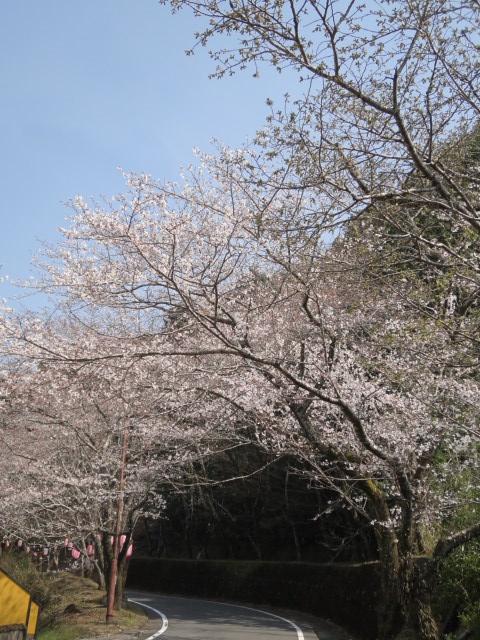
127, 598, 168, 638
129, 593, 306, 639
208, 599, 305, 640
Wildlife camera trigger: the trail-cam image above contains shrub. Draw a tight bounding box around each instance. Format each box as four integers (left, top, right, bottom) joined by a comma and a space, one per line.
433, 542, 480, 634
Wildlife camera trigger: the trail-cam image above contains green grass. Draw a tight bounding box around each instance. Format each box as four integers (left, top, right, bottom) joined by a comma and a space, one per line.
38, 625, 85, 640
36, 573, 147, 639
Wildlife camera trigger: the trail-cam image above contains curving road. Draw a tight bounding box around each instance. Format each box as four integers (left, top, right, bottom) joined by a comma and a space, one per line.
125, 590, 324, 640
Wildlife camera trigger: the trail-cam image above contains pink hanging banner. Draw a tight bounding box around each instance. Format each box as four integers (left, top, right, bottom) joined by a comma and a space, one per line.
87, 544, 93, 556
126, 544, 133, 558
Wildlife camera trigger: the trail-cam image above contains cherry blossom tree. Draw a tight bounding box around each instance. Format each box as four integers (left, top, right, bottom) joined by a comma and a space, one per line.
21, 159, 480, 639
152, 1, 480, 634
164, 0, 480, 277
162, 0, 480, 382
0, 308, 240, 610
1, 2, 478, 636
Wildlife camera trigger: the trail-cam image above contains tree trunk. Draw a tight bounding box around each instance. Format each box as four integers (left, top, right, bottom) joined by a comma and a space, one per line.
114, 554, 130, 610
394, 556, 439, 640
114, 565, 124, 611
375, 526, 403, 640
361, 478, 403, 640
95, 536, 108, 590
93, 558, 106, 591
374, 531, 440, 640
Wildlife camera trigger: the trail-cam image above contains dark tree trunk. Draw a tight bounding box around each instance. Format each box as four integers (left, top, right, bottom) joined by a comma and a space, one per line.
375, 526, 403, 640
93, 558, 106, 591
394, 556, 439, 640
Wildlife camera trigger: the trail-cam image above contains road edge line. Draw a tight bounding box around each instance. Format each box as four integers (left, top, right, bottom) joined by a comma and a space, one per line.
211, 600, 305, 640
127, 598, 168, 639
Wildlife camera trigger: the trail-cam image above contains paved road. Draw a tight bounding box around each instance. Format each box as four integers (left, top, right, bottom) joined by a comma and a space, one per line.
125, 590, 324, 640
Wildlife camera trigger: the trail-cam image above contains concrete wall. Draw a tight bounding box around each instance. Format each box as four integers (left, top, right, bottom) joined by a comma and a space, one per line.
127, 557, 380, 639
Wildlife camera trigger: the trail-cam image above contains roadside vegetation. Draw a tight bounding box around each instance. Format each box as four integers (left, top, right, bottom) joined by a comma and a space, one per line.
36, 573, 146, 640
0, 552, 146, 640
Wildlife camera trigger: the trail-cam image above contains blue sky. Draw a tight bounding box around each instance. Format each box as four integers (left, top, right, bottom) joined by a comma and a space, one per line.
0, 0, 291, 307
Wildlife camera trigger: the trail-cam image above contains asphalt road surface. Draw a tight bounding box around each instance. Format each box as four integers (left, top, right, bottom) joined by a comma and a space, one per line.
125, 590, 325, 640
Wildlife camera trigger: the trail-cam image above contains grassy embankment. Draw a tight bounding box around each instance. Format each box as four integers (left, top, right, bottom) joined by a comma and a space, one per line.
0, 552, 146, 640
37, 573, 147, 640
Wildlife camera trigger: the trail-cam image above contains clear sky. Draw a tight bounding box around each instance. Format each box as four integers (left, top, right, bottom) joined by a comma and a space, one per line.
0, 0, 291, 307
